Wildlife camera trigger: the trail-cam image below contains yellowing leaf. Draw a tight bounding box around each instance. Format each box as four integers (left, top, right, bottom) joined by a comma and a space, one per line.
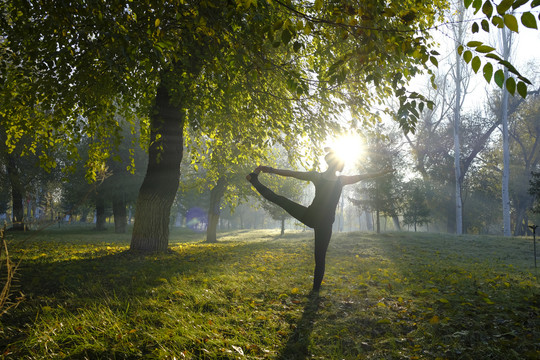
155, 18, 161, 27
291, 287, 299, 294
429, 315, 440, 324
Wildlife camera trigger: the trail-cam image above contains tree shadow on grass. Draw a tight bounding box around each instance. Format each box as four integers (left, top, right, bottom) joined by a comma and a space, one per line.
276, 291, 321, 360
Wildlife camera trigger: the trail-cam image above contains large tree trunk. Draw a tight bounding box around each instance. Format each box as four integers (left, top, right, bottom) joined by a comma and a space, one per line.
6, 155, 24, 231
206, 177, 227, 243
113, 196, 127, 234
130, 81, 184, 252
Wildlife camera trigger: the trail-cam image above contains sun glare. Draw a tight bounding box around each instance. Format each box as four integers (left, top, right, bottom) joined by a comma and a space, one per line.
328, 133, 364, 170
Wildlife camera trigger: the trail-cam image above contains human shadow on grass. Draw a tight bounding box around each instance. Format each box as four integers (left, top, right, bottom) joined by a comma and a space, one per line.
276, 291, 321, 360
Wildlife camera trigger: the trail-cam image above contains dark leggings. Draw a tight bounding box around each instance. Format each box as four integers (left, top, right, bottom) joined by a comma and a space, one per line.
248, 173, 333, 291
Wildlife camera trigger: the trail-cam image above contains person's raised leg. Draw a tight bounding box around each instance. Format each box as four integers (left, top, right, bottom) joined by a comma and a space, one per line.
312, 224, 333, 292
246, 168, 309, 225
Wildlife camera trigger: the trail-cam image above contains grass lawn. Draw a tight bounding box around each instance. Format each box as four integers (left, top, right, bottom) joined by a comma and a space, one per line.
1, 227, 539, 359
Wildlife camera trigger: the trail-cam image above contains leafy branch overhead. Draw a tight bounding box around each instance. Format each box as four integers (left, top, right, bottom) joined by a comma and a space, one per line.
459, 0, 539, 98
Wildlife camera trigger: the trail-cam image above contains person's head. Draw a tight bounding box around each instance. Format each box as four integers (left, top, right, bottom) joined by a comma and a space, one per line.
324, 148, 345, 172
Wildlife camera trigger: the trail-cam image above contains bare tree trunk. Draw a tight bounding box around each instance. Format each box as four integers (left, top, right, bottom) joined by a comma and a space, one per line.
206, 177, 227, 243
281, 219, 285, 235
130, 80, 185, 252
451, 2, 467, 235
376, 209, 381, 234
113, 197, 127, 234
501, 27, 512, 237
95, 196, 107, 231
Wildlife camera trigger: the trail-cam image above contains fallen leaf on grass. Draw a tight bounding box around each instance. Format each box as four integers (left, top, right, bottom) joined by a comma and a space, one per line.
232, 345, 244, 355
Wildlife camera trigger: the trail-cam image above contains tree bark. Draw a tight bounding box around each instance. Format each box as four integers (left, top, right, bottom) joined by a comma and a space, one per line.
130, 81, 185, 252
281, 218, 285, 236
113, 196, 127, 234
206, 177, 227, 243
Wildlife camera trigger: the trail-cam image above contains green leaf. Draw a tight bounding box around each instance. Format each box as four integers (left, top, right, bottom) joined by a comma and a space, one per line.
430, 56, 438, 67
464, 0, 473, 8
482, 0, 493, 17
472, 56, 481, 73
273, 20, 284, 31
503, 14, 519, 32
492, 16, 504, 28
533, 0, 540, 8
494, 69, 505, 87
499, 59, 520, 76
506, 77, 516, 95
485, 53, 502, 61
476, 45, 496, 53
281, 29, 292, 45
481, 19, 490, 32
472, 22, 479, 33
513, 0, 530, 9
463, 50, 473, 63
521, 12, 538, 29
517, 81, 527, 98
467, 41, 483, 47
483, 62, 493, 83
497, 0, 514, 14
473, 0, 482, 13
457, 45, 464, 55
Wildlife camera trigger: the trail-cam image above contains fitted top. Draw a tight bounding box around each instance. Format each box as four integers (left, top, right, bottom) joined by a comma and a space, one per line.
302, 173, 343, 227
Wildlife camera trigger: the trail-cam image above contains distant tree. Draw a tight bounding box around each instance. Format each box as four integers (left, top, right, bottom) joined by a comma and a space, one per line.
403, 181, 431, 232
351, 125, 402, 233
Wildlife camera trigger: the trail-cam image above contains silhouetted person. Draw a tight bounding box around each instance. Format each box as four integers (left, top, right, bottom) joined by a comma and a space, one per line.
247, 148, 392, 291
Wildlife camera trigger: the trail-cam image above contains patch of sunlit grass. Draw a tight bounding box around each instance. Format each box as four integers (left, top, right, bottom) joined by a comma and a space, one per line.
0, 228, 538, 359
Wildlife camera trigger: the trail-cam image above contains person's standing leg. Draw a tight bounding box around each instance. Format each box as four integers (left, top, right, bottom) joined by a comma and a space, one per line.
312, 224, 333, 291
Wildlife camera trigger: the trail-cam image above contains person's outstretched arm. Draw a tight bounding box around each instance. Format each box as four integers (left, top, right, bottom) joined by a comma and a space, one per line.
258, 166, 317, 182
339, 169, 394, 185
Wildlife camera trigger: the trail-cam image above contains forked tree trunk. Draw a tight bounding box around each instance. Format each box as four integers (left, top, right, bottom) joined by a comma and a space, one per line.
206, 177, 227, 243
113, 197, 127, 234
130, 82, 184, 252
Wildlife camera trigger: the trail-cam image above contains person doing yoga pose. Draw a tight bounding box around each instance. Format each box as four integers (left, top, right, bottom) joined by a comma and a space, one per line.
246, 148, 392, 292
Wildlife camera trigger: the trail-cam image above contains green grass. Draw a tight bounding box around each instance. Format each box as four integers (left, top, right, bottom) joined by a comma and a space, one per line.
1, 227, 539, 359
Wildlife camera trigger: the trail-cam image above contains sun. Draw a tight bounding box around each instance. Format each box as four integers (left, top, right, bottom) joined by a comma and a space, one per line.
328, 133, 364, 169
